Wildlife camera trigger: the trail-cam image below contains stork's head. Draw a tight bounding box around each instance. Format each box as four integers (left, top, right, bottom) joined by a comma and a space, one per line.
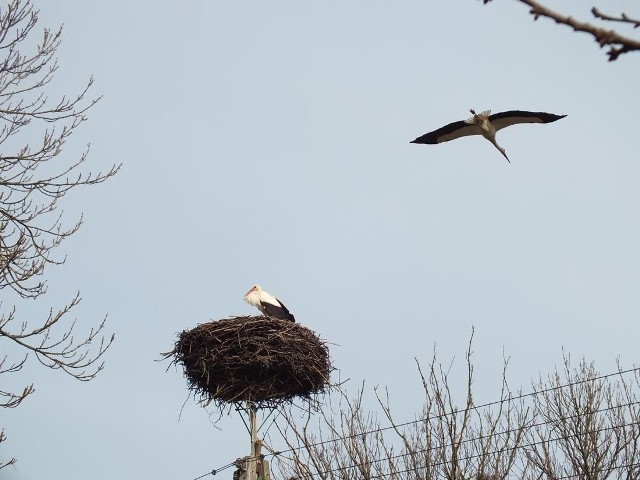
244, 284, 262, 298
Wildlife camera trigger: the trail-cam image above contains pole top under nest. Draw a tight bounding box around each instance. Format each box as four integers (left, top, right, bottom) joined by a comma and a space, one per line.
164, 315, 332, 410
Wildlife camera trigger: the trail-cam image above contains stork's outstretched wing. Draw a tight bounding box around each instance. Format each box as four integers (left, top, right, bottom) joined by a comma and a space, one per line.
411, 120, 483, 144
489, 111, 567, 131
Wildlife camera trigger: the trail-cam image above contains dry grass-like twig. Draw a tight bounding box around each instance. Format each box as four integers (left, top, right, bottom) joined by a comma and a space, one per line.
163, 316, 332, 410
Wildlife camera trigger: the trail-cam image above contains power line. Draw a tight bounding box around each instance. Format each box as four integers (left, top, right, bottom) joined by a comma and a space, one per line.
195, 365, 640, 479
285, 400, 640, 476
312, 461, 640, 480
267, 365, 640, 459
290, 419, 640, 479
193, 460, 237, 478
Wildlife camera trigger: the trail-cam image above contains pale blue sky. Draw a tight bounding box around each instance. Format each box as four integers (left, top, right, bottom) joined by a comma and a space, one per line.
2, 1, 639, 479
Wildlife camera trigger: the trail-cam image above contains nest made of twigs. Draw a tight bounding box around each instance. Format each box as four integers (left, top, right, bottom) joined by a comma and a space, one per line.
164, 315, 332, 409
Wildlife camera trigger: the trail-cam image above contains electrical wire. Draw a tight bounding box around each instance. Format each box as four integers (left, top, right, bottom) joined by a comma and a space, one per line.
292, 419, 640, 479
193, 460, 237, 479
194, 365, 640, 479
268, 365, 640, 459
284, 400, 640, 476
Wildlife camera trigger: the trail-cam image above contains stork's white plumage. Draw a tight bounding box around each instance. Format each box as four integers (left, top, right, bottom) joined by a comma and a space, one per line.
243, 284, 296, 322
411, 109, 567, 163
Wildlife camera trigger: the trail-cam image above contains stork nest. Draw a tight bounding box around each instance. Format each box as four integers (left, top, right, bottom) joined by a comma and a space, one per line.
164, 315, 332, 409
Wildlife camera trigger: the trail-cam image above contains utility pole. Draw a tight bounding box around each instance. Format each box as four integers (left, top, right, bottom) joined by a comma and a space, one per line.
246, 403, 258, 480
235, 402, 270, 480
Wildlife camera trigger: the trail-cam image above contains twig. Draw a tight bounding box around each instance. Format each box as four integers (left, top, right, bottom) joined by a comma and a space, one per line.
591, 8, 640, 29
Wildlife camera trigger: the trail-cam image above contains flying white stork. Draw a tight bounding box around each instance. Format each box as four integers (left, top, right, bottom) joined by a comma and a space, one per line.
411, 109, 567, 163
243, 284, 296, 322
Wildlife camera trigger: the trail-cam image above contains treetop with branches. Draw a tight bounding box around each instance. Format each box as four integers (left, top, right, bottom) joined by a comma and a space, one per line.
0, 0, 119, 468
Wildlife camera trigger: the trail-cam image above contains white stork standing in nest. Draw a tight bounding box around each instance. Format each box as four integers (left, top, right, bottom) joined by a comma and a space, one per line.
243, 284, 296, 322
411, 109, 567, 163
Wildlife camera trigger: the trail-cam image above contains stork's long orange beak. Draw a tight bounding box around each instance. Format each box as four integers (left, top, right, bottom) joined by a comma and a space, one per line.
244, 286, 255, 297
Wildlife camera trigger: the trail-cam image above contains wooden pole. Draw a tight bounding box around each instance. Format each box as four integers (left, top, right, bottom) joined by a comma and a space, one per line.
240, 402, 269, 480
246, 402, 258, 480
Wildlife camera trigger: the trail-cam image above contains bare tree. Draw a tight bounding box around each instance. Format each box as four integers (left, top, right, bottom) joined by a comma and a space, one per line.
0, 0, 119, 468
524, 356, 640, 480
481, 0, 640, 61
267, 340, 640, 480
271, 332, 531, 480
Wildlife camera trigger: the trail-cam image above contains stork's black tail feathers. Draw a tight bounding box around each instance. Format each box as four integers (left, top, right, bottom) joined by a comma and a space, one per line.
262, 300, 296, 322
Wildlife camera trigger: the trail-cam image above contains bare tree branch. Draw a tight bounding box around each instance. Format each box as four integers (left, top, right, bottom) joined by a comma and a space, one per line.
0, 0, 119, 468
272, 332, 533, 480
0, 351, 35, 408
481, 0, 640, 61
0, 293, 115, 381
269, 341, 640, 480
591, 8, 640, 29
516, 354, 640, 480
0, 429, 17, 469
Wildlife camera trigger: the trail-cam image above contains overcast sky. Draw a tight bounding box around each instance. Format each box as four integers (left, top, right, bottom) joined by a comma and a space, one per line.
2, 1, 639, 479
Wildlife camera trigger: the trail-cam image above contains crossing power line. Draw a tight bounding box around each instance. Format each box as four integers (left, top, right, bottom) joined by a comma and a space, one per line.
194, 365, 640, 479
